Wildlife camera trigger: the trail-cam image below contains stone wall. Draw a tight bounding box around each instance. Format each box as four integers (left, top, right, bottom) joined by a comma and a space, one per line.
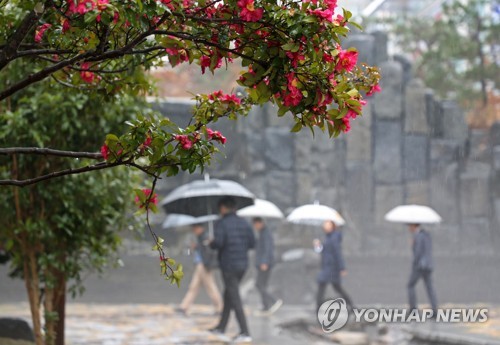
152, 32, 500, 257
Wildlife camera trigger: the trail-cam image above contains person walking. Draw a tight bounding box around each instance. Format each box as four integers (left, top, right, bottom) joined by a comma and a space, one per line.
314, 220, 354, 312
252, 217, 282, 316
407, 223, 438, 315
210, 196, 255, 343
177, 224, 222, 315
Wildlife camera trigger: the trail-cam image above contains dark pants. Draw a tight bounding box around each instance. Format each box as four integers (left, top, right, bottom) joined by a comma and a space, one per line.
408, 268, 438, 312
216, 270, 249, 335
316, 282, 354, 311
255, 268, 276, 310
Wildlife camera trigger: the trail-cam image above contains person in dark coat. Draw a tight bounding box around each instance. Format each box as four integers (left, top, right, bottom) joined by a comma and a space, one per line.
210, 196, 255, 343
253, 217, 282, 315
407, 223, 438, 315
314, 220, 354, 312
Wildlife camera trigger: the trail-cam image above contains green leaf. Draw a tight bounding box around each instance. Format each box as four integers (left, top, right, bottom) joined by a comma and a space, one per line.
291, 122, 303, 133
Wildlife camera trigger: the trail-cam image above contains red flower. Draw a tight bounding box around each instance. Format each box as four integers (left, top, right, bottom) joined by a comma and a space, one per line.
282, 72, 303, 107
335, 49, 358, 72
342, 117, 351, 133
175, 134, 194, 150
62, 19, 71, 33
367, 84, 381, 96
200, 55, 211, 74
100, 144, 110, 160
165, 47, 189, 66
143, 136, 152, 147
80, 62, 97, 83
135, 189, 158, 208
208, 90, 224, 101
237, 0, 264, 22
96, 0, 109, 11
325, 0, 337, 10
220, 94, 241, 105
206, 129, 227, 144
286, 51, 306, 68
345, 109, 358, 120
309, 8, 333, 22
68, 0, 96, 15
34, 24, 51, 43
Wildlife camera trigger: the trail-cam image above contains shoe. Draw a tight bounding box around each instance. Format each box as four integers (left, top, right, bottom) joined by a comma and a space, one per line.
233, 333, 252, 343
174, 307, 187, 316
208, 327, 224, 335
208, 328, 231, 342
253, 309, 271, 317
267, 299, 283, 314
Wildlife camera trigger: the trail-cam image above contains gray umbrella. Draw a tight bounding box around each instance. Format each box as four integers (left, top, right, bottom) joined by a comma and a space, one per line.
161, 177, 255, 217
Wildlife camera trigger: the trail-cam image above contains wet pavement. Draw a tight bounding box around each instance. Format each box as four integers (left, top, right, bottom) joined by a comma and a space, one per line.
1, 303, 500, 344
2, 239, 500, 344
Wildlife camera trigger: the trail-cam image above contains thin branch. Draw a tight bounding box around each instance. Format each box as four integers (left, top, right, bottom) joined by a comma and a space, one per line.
0, 147, 103, 159
15, 49, 75, 58
0, 51, 93, 101
0, 1, 50, 70
0, 162, 119, 187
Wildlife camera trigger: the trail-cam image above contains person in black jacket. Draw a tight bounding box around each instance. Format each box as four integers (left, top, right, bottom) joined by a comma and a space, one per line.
210, 196, 255, 343
253, 217, 282, 315
314, 220, 354, 312
177, 224, 222, 315
407, 223, 438, 315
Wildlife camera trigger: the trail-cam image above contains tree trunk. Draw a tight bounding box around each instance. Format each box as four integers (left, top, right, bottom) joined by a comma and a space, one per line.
23, 247, 43, 345
53, 258, 67, 345
44, 279, 55, 345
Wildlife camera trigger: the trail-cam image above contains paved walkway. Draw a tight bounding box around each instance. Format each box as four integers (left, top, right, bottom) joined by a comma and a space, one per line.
0, 303, 316, 345
1, 303, 500, 345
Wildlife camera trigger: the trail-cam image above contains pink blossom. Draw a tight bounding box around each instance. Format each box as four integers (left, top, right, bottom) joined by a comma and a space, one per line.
135, 189, 158, 208
237, 0, 264, 22
309, 8, 333, 22
367, 84, 382, 96
206, 129, 227, 144
335, 49, 358, 72
324, 0, 337, 10
34, 24, 51, 43
68, 0, 96, 15
286, 51, 306, 68
100, 144, 110, 160
62, 19, 71, 33
175, 134, 194, 150
208, 90, 225, 101
165, 47, 189, 65
220, 94, 241, 105
80, 62, 97, 83
143, 136, 152, 147
282, 72, 303, 107
342, 117, 351, 132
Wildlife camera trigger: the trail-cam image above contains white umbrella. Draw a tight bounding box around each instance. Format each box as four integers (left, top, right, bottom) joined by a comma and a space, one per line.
384, 204, 442, 224
162, 214, 219, 229
161, 176, 255, 217
237, 199, 284, 219
286, 203, 346, 226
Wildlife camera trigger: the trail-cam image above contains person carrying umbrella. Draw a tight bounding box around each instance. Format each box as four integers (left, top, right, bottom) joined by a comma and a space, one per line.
209, 196, 255, 343
313, 220, 354, 312
176, 223, 222, 315
407, 223, 438, 316
384, 205, 441, 316
252, 217, 283, 316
